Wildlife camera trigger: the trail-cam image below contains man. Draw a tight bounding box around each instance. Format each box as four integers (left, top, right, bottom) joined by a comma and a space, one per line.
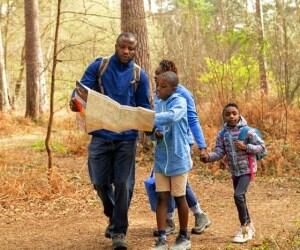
70, 32, 151, 250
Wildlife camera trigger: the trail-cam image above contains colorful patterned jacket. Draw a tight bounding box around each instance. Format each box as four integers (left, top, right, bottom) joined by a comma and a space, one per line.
208, 116, 266, 177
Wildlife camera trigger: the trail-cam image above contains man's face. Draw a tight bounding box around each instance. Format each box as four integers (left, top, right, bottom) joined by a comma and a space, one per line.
223, 106, 240, 127
156, 78, 175, 100
115, 36, 137, 63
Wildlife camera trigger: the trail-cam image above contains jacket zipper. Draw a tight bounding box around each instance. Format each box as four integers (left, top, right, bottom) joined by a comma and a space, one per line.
161, 101, 169, 175
228, 131, 238, 172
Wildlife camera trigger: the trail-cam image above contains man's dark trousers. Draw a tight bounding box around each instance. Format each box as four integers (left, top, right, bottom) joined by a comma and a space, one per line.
88, 136, 137, 235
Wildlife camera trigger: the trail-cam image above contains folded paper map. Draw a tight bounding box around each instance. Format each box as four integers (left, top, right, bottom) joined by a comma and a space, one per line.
74, 81, 154, 133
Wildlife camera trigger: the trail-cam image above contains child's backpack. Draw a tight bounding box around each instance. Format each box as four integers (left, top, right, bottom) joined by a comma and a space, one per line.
237, 126, 267, 160
96, 56, 141, 94
219, 126, 267, 160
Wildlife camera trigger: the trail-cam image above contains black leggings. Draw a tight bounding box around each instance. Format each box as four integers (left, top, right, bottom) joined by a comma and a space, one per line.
232, 174, 251, 225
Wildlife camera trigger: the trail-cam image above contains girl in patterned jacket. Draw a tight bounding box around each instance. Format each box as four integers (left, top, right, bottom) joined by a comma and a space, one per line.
203, 103, 266, 243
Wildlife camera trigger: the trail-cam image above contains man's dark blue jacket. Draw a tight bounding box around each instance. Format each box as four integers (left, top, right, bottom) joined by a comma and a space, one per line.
80, 54, 151, 140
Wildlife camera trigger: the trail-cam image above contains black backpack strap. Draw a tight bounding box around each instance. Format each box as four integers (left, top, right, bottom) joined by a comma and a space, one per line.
97, 56, 110, 93
131, 63, 141, 92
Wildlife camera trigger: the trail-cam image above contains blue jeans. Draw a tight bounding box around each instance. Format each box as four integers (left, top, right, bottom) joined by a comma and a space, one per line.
167, 182, 198, 213
88, 136, 137, 235
232, 174, 251, 225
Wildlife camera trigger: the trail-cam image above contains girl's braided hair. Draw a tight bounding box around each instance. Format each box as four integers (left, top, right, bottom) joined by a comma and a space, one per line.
159, 60, 178, 74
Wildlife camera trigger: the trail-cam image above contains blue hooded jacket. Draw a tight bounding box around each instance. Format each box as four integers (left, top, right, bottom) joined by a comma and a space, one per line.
79, 54, 151, 140
154, 93, 192, 176
176, 84, 207, 148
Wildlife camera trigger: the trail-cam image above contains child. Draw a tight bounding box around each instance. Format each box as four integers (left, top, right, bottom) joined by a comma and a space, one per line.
151, 59, 211, 237
203, 103, 266, 243
151, 71, 192, 250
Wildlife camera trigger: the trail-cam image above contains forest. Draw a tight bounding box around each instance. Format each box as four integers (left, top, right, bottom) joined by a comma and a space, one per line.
0, 0, 300, 249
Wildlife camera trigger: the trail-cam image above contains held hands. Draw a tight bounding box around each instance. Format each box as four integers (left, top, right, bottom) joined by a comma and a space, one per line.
199, 148, 209, 163
234, 140, 247, 151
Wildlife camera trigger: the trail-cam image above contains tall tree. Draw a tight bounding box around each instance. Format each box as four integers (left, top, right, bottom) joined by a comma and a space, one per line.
255, 0, 268, 95
121, 0, 151, 87
24, 0, 46, 119
45, 0, 62, 181
0, 27, 10, 111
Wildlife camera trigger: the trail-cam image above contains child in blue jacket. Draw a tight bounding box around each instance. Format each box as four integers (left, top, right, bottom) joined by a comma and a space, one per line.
203, 103, 266, 244
151, 71, 192, 250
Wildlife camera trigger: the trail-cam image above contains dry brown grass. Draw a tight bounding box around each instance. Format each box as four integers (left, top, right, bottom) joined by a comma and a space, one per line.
1, 98, 299, 205
0, 111, 91, 207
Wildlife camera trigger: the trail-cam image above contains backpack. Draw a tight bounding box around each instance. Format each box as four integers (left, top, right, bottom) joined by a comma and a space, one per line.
238, 126, 267, 160
220, 126, 267, 160
97, 56, 141, 94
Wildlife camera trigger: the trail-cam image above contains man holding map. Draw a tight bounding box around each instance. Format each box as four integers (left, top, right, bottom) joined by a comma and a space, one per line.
70, 32, 151, 250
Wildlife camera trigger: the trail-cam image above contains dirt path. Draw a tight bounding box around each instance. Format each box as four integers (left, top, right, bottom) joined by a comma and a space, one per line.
1, 156, 300, 250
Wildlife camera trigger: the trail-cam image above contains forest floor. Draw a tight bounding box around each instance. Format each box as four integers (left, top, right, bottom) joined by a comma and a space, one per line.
0, 115, 300, 250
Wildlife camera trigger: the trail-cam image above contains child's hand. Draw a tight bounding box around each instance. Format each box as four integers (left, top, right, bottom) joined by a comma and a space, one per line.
199, 149, 209, 163
155, 131, 163, 139
234, 140, 247, 151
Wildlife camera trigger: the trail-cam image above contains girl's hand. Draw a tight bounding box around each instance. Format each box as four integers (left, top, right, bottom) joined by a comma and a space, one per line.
198, 149, 209, 163
234, 140, 247, 151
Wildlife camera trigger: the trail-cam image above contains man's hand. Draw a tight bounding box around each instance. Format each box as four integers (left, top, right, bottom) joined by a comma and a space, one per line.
69, 98, 80, 112
234, 140, 247, 151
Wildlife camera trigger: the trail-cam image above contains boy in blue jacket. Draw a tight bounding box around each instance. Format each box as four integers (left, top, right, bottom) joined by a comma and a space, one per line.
151, 71, 192, 250
152, 60, 211, 236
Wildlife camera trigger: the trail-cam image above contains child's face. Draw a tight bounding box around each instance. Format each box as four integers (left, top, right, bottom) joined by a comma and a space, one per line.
223, 106, 240, 127
156, 78, 175, 100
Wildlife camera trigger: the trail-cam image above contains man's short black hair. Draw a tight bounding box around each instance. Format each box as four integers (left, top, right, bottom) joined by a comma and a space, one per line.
157, 71, 179, 87
116, 32, 137, 44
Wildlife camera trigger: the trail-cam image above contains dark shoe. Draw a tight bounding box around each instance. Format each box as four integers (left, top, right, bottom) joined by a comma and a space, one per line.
105, 224, 114, 239
112, 233, 128, 250
153, 219, 176, 237
151, 236, 168, 250
191, 212, 211, 234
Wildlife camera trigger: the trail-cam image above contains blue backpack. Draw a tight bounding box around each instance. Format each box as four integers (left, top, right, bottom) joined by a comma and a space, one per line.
220, 126, 267, 160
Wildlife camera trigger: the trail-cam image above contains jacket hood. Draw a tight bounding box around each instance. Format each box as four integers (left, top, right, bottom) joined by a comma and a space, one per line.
166, 92, 181, 102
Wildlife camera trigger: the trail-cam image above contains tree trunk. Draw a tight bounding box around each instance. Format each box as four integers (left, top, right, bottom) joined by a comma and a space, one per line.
45, 0, 62, 182
14, 44, 25, 104
121, 0, 152, 91
0, 27, 10, 112
24, 0, 45, 119
38, 44, 47, 114
275, 0, 291, 102
121, 0, 152, 146
255, 0, 268, 95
